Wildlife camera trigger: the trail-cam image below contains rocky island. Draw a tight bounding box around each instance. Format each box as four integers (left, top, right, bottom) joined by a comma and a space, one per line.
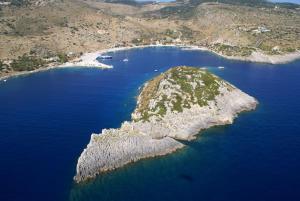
74, 66, 258, 183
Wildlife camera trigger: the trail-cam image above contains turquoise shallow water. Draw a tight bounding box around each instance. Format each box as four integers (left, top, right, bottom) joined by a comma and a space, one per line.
0, 47, 300, 201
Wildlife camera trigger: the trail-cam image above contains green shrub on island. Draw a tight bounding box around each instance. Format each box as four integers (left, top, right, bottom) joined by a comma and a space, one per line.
11, 0, 26, 7
213, 43, 254, 57
131, 38, 142, 45
165, 29, 179, 39
10, 54, 46, 71
57, 53, 69, 63
0, 60, 9, 71
285, 47, 296, 53
135, 67, 225, 121
0, 60, 4, 71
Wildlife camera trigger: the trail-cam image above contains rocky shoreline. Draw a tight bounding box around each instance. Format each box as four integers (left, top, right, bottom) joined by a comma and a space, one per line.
1, 44, 299, 82
221, 50, 300, 65
183, 46, 300, 65
74, 66, 258, 183
0, 54, 112, 81
88, 44, 300, 65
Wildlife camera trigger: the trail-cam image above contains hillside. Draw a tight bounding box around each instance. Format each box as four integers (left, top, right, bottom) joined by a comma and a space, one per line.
133, 67, 228, 121
0, 0, 299, 77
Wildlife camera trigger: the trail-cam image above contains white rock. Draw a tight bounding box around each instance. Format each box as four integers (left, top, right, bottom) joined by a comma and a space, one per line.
74, 67, 258, 183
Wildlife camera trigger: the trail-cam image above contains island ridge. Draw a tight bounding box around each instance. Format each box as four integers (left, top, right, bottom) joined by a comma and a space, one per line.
74, 66, 258, 182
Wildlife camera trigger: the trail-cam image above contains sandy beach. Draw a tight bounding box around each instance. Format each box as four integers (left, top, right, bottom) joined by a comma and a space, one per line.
0, 53, 113, 81
84, 44, 300, 65
1, 44, 300, 82
113, 44, 300, 65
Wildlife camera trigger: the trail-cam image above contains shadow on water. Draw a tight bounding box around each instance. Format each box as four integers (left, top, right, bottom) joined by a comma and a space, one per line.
68, 105, 263, 201
2, 46, 300, 201
178, 174, 194, 183
68, 147, 189, 201
67, 124, 234, 201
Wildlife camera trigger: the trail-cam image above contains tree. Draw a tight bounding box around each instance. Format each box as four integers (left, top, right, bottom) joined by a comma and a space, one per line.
57, 53, 69, 63
0, 60, 4, 71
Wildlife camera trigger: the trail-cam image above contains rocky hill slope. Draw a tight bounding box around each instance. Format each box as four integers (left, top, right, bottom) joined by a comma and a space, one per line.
74, 66, 258, 183
0, 0, 300, 77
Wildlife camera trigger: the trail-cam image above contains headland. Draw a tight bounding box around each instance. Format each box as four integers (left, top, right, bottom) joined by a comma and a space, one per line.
74, 66, 258, 183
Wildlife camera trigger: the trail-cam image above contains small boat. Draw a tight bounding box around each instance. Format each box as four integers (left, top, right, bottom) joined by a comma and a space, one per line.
154, 69, 158, 72
97, 55, 112, 60
3, 79, 7, 82
218, 66, 225, 69
123, 58, 129, 62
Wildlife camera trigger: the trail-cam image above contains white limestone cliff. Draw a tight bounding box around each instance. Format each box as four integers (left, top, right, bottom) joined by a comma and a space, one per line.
74, 66, 258, 183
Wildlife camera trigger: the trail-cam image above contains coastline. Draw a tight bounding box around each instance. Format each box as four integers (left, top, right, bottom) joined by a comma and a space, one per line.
0, 55, 112, 82
1, 44, 300, 82
218, 50, 300, 65
85, 44, 300, 65
0, 64, 65, 82
181, 45, 300, 65
74, 66, 259, 183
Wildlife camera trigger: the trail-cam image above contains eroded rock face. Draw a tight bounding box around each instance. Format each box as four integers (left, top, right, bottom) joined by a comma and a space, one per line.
74, 66, 258, 183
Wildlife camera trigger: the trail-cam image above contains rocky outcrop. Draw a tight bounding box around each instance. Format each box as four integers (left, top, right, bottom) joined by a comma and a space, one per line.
74, 66, 258, 183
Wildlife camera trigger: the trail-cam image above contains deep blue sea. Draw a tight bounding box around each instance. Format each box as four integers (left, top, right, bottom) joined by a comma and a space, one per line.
1, 47, 300, 201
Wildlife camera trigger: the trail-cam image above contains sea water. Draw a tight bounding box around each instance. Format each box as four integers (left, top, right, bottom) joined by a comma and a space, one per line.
0, 47, 300, 201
